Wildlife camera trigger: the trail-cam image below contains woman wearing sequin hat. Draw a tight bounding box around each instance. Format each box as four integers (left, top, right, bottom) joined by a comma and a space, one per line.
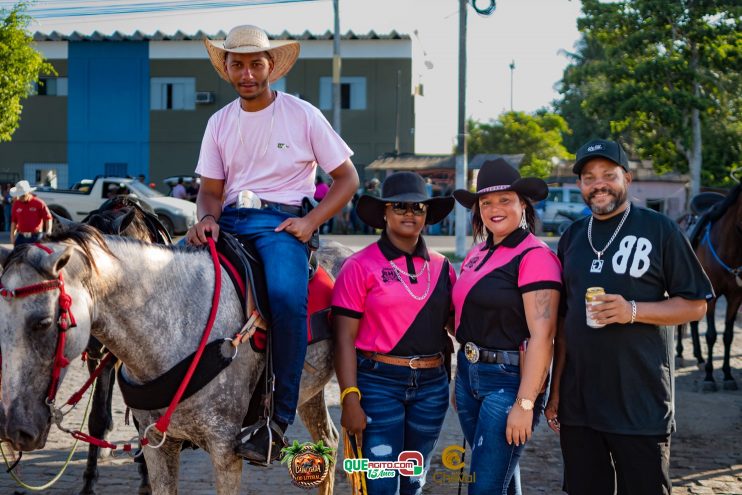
332, 171, 455, 495
451, 158, 562, 494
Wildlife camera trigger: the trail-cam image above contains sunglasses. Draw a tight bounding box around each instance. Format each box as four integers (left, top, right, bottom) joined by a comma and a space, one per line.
386, 202, 428, 216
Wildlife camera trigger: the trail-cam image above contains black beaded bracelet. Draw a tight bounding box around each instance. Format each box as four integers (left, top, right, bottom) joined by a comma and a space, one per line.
200, 214, 217, 222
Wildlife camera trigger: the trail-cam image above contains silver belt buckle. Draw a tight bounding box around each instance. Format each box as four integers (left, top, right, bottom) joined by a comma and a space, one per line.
464, 342, 480, 364
21, 232, 34, 238
237, 190, 262, 209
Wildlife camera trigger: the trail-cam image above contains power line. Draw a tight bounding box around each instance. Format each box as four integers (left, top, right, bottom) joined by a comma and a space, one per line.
0, 0, 320, 19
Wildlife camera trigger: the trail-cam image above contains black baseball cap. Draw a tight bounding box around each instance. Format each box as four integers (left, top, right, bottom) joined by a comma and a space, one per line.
572, 139, 629, 175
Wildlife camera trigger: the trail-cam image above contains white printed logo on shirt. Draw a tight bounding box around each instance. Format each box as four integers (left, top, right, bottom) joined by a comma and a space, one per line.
611, 235, 652, 278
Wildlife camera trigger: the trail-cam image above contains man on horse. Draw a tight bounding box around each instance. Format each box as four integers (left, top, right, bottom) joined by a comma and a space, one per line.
545, 139, 713, 495
186, 25, 359, 464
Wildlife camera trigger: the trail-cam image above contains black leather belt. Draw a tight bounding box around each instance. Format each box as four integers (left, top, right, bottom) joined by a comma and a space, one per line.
18, 232, 41, 238
227, 200, 302, 216
463, 342, 519, 365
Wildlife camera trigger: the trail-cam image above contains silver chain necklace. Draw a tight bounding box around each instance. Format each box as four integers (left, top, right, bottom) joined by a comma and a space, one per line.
389, 258, 428, 278
390, 259, 431, 301
236, 90, 276, 161
587, 202, 631, 273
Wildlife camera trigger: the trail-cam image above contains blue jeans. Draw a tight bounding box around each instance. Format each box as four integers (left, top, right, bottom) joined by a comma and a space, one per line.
14, 232, 44, 245
455, 350, 545, 495
219, 206, 309, 425
357, 354, 449, 495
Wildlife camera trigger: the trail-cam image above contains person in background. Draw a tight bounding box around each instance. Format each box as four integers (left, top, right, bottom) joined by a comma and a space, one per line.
171, 177, 188, 199
452, 159, 561, 494
333, 171, 455, 495
9, 180, 52, 245
314, 176, 333, 233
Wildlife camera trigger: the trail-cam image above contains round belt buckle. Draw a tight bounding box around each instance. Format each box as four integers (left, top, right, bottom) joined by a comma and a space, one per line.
464, 342, 480, 364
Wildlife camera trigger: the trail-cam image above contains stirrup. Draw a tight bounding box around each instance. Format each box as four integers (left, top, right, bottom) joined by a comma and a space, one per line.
235, 418, 288, 466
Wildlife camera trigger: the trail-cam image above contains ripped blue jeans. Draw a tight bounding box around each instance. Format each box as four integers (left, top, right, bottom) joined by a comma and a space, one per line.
455, 349, 545, 495
357, 353, 449, 495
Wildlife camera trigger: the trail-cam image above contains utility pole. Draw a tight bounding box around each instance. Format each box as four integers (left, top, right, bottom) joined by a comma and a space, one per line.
455, 0, 468, 259
509, 59, 515, 112
332, 0, 341, 134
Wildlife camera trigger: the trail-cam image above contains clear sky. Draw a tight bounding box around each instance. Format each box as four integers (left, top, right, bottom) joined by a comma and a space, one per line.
10, 0, 584, 153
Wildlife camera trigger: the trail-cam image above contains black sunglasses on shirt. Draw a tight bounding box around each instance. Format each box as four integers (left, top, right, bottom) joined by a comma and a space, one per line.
386, 202, 428, 216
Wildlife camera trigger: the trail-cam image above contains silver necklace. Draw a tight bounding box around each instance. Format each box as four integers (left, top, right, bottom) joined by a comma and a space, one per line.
389, 258, 428, 278
587, 202, 631, 273
236, 90, 276, 161
390, 259, 431, 301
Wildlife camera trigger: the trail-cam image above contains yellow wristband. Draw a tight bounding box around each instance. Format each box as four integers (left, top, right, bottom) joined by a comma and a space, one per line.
340, 386, 361, 403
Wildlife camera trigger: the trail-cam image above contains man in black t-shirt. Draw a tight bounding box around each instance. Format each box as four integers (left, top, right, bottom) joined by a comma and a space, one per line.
546, 139, 713, 495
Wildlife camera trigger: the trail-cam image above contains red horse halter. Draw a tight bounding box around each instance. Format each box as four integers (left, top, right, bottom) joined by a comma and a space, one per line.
0, 243, 77, 403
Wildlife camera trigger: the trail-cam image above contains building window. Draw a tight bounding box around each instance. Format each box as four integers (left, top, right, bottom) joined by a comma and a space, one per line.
151, 77, 195, 110
319, 77, 366, 110
35, 77, 68, 96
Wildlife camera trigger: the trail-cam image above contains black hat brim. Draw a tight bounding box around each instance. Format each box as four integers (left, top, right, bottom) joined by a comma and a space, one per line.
356, 194, 455, 230
453, 177, 548, 209
572, 152, 628, 175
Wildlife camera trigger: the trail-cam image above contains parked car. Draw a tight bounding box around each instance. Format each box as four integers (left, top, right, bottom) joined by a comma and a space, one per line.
35, 177, 197, 235
539, 186, 589, 234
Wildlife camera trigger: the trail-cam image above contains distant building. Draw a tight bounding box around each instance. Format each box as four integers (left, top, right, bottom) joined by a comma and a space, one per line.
0, 30, 413, 188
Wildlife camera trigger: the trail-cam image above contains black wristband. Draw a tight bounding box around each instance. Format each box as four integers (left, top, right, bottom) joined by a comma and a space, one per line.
200, 214, 217, 223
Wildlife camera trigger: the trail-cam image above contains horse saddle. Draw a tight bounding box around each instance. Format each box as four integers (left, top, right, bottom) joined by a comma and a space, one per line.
685, 191, 734, 247
216, 232, 335, 353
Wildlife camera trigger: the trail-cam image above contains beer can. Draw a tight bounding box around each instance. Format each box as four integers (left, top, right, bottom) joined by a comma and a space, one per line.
585, 287, 606, 328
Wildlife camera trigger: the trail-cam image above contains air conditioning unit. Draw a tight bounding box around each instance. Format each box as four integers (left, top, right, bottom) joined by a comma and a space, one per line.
195, 91, 215, 104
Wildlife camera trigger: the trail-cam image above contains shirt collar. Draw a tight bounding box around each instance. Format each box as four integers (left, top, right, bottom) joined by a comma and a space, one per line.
377, 230, 430, 261
481, 227, 529, 251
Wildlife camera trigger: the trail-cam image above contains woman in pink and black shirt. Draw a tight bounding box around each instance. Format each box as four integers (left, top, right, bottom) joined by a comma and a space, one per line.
452, 159, 562, 495
333, 172, 455, 495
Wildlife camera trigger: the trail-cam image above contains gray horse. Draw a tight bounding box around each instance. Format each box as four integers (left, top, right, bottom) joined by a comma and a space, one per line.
0, 226, 350, 495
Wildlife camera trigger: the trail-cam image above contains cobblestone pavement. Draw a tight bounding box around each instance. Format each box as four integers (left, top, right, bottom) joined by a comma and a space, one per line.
0, 233, 738, 494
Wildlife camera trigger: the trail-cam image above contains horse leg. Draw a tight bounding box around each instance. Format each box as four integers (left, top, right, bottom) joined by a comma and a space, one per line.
703, 299, 718, 391
690, 320, 705, 367
298, 389, 339, 495
208, 444, 243, 495
721, 295, 741, 390
80, 354, 116, 495
675, 324, 684, 360
130, 416, 152, 494
141, 437, 183, 495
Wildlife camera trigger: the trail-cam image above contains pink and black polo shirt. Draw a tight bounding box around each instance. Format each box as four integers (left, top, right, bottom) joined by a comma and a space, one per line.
453, 229, 562, 351
332, 232, 457, 356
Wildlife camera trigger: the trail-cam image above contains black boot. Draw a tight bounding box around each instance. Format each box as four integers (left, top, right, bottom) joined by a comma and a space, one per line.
235, 419, 288, 466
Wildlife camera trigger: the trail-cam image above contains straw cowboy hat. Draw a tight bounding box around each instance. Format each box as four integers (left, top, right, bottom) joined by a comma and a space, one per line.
9, 180, 36, 198
453, 158, 548, 209
356, 172, 454, 229
204, 25, 300, 83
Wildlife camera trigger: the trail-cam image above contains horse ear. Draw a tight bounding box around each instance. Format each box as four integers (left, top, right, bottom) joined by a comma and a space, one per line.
0, 246, 11, 269
51, 211, 78, 233
40, 247, 74, 277
113, 209, 136, 235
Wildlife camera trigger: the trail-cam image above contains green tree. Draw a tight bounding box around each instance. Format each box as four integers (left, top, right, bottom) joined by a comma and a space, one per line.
0, 2, 54, 142
467, 111, 573, 179
557, 0, 741, 189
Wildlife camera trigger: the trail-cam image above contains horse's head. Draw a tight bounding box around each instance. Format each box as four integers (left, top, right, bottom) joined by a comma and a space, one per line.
84, 196, 172, 244
0, 234, 100, 451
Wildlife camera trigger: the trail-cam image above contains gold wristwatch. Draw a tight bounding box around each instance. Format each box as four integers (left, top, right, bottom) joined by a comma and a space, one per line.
515, 397, 534, 411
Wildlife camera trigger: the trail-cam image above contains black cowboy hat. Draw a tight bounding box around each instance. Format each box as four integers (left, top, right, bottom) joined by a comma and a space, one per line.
453, 158, 548, 209
356, 172, 454, 229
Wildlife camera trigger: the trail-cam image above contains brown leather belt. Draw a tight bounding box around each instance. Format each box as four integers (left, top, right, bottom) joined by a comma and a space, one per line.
359, 351, 444, 369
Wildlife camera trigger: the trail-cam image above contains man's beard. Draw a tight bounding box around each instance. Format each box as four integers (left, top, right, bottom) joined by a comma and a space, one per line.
584, 187, 628, 216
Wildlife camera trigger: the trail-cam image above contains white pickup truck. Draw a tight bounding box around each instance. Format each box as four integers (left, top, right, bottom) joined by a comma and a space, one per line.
34, 177, 197, 235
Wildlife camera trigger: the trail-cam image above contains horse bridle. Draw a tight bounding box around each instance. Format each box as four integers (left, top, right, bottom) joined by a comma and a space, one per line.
0, 243, 77, 404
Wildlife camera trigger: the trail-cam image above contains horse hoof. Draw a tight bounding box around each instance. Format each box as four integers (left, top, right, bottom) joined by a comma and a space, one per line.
701, 381, 718, 392
722, 380, 738, 391
695, 360, 705, 371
